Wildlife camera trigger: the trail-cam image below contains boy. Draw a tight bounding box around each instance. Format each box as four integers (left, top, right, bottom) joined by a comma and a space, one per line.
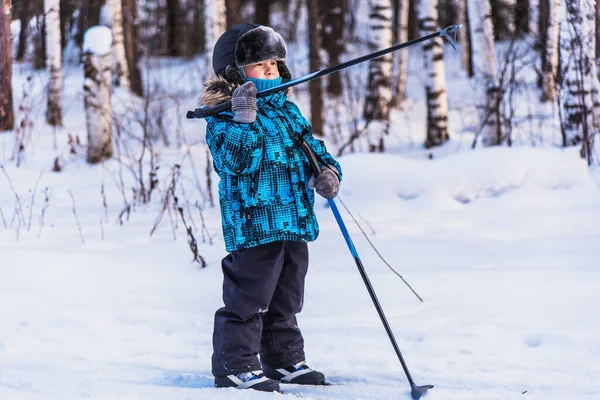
202, 24, 342, 392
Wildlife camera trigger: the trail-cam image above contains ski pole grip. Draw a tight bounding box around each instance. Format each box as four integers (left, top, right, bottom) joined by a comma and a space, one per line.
187, 101, 233, 119
298, 139, 321, 176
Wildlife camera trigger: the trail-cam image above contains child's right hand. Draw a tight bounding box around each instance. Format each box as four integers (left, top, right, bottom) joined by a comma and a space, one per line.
231, 81, 258, 123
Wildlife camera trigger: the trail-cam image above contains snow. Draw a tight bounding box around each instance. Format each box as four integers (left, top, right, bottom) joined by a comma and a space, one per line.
83, 26, 112, 55
2, 24, 600, 400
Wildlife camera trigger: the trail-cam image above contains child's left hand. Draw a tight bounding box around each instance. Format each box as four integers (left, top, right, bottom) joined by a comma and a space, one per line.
309, 166, 340, 199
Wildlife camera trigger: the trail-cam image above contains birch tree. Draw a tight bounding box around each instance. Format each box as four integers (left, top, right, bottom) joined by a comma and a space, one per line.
102, 0, 130, 88
467, 0, 505, 146
363, 0, 394, 152
204, 0, 226, 53
541, 0, 560, 101
83, 26, 113, 164
560, 0, 599, 163
391, 0, 410, 108
45, 0, 62, 126
529, 0, 539, 35
0, 0, 14, 131
419, 0, 449, 148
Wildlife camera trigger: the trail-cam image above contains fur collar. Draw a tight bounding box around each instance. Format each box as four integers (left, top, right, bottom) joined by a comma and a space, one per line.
201, 74, 238, 107
200, 73, 291, 107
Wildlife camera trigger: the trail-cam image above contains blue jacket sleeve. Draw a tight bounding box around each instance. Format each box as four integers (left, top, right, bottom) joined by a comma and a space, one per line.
205, 113, 264, 175
285, 102, 343, 182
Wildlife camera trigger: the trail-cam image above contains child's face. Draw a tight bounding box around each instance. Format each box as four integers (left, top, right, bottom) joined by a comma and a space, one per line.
243, 59, 280, 79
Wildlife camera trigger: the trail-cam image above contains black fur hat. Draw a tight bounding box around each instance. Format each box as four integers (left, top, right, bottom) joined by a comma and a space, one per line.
212, 24, 291, 84
235, 26, 287, 68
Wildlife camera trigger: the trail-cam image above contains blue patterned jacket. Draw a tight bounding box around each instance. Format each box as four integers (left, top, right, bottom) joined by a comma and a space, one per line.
203, 76, 342, 252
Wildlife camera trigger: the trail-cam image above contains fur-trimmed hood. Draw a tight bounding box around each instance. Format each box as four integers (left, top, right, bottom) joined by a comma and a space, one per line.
200, 68, 292, 107
201, 74, 239, 107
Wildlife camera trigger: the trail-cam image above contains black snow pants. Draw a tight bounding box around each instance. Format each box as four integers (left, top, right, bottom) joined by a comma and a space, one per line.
212, 240, 309, 377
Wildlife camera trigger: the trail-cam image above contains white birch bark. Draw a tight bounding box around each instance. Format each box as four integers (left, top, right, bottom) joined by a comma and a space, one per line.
560, 0, 599, 159
467, 0, 505, 146
392, 0, 410, 108
529, 0, 539, 35
102, 0, 130, 88
419, 0, 449, 148
204, 0, 226, 56
541, 0, 560, 101
363, 0, 393, 152
83, 27, 113, 164
44, 0, 62, 126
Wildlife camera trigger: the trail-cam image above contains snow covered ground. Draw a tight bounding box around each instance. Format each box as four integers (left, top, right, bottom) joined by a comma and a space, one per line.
2, 32, 600, 400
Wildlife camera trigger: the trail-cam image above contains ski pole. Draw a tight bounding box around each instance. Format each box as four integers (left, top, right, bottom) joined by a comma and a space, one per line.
297, 139, 433, 400
186, 25, 461, 120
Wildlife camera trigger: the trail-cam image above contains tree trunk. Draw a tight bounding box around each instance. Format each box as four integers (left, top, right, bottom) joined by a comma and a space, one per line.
467, 0, 505, 146
454, 0, 473, 76
596, 0, 600, 63
391, 0, 410, 108
255, 0, 272, 25
363, 0, 393, 152
540, 0, 559, 101
321, 0, 345, 97
166, 0, 179, 56
34, 15, 47, 69
529, 0, 539, 35
16, 0, 32, 61
491, 0, 516, 39
60, 0, 77, 49
77, 0, 103, 47
45, 0, 63, 126
105, 0, 130, 87
83, 26, 113, 163
419, 0, 449, 148
122, 0, 143, 96
204, 0, 226, 54
0, 0, 14, 131
226, 0, 242, 28
560, 0, 599, 163
307, 0, 323, 135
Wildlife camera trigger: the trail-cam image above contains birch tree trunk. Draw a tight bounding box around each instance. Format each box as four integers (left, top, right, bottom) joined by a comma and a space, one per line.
363, 0, 393, 152
541, 0, 560, 101
83, 26, 113, 164
391, 0, 410, 108
468, 0, 505, 146
529, 0, 539, 35
560, 0, 599, 163
204, 0, 226, 53
104, 0, 130, 88
419, 0, 449, 148
45, 0, 62, 126
0, 0, 14, 131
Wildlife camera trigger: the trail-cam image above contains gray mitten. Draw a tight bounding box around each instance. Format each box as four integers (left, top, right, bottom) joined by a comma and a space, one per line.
308, 166, 340, 199
231, 81, 257, 123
